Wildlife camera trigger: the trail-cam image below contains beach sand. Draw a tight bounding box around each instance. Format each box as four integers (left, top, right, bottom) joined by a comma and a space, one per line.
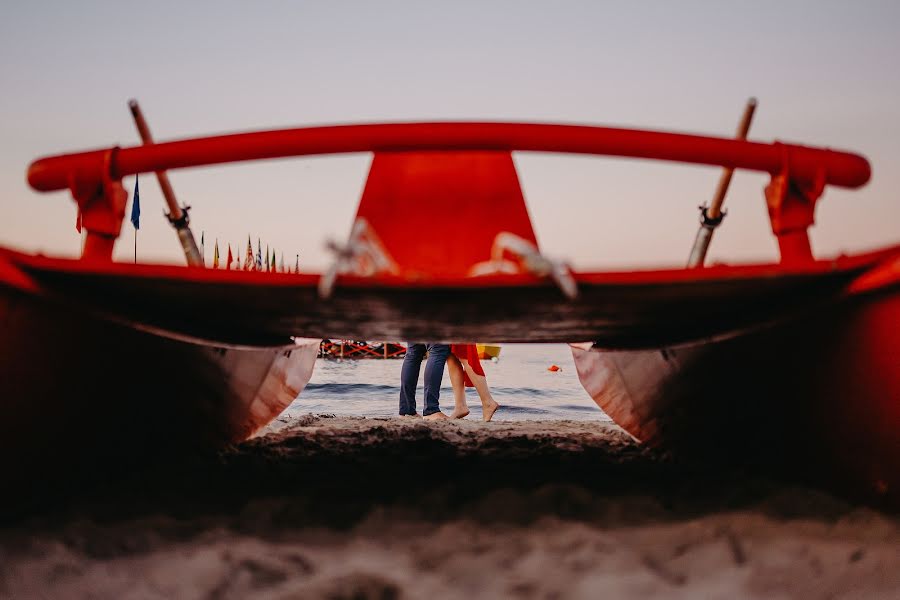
1, 415, 898, 599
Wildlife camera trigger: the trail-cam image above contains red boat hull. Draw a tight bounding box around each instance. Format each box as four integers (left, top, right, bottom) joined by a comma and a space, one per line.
0, 279, 318, 487
3, 244, 897, 501
12, 115, 896, 508
572, 285, 900, 506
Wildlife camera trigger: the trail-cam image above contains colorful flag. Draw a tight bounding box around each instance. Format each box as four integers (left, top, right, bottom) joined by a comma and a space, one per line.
256, 238, 262, 270
226, 244, 233, 271
130, 175, 141, 230
213, 239, 220, 269
245, 236, 253, 271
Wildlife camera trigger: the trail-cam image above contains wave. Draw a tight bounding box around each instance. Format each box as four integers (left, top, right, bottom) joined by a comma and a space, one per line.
306, 383, 569, 399
495, 405, 552, 415
305, 383, 397, 394
553, 404, 600, 412
489, 386, 564, 398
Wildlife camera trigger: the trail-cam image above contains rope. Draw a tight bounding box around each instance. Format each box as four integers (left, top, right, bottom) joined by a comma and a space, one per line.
469, 232, 578, 299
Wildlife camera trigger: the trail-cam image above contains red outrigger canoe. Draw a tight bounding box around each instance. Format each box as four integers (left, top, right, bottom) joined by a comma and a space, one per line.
3, 119, 897, 504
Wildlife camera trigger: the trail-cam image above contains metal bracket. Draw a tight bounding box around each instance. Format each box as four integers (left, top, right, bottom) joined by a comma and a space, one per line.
687, 205, 728, 268
70, 148, 127, 261
764, 144, 826, 265
698, 204, 726, 229
166, 204, 193, 229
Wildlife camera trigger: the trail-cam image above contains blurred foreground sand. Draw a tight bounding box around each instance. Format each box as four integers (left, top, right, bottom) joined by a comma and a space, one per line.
1, 415, 898, 599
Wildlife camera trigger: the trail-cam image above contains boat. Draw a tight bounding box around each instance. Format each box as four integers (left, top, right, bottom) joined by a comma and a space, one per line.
0, 250, 320, 484
319, 340, 407, 359
476, 344, 501, 360
5, 107, 897, 505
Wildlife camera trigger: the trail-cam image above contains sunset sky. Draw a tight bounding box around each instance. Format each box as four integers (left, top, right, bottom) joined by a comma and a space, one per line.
2, 1, 897, 270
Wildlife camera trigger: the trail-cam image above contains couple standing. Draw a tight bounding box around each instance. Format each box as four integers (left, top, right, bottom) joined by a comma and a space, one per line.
399, 343, 500, 421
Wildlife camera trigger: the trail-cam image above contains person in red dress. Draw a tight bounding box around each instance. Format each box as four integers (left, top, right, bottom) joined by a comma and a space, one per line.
447, 344, 500, 421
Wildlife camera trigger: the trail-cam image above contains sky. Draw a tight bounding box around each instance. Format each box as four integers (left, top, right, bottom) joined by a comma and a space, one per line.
1, 0, 898, 270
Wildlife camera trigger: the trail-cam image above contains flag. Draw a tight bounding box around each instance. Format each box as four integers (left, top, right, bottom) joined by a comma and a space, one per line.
271, 250, 276, 272
130, 175, 141, 230
244, 236, 253, 271
256, 238, 262, 270
201, 231, 205, 266
226, 244, 233, 271
213, 239, 219, 269
295, 254, 299, 274
265, 245, 270, 272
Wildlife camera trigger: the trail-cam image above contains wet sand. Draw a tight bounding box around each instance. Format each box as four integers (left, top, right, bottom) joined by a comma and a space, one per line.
1, 415, 898, 599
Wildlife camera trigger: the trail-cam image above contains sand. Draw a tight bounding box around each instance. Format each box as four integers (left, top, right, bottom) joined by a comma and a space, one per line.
1, 415, 898, 599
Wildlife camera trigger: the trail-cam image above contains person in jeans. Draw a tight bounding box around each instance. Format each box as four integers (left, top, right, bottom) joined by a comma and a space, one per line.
399, 343, 450, 420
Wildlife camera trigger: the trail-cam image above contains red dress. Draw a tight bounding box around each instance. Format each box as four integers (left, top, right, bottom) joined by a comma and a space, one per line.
450, 344, 485, 387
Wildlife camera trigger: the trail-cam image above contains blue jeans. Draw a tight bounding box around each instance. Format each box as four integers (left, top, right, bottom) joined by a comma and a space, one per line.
399, 343, 450, 416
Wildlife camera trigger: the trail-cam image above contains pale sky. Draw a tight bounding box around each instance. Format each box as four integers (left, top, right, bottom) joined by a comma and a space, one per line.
2, 1, 898, 270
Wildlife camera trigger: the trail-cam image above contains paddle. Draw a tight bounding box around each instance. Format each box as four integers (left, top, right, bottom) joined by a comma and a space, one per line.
128, 100, 204, 267
687, 98, 757, 267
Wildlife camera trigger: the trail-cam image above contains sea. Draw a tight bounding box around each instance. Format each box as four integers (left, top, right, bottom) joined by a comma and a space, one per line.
281, 343, 612, 422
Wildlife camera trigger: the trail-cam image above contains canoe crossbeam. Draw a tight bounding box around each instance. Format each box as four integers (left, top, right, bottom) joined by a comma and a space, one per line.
28, 122, 866, 267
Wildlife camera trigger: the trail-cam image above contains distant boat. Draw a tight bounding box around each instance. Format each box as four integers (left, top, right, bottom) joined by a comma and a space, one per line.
476, 343, 501, 360
319, 340, 406, 359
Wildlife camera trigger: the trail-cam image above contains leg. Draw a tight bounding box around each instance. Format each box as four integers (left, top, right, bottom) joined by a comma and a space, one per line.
399, 343, 425, 416
461, 359, 500, 422
447, 354, 470, 419
422, 343, 450, 418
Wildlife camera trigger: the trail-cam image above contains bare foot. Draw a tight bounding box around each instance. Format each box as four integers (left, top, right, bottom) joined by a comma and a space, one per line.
450, 408, 470, 419
424, 411, 449, 421
482, 401, 500, 422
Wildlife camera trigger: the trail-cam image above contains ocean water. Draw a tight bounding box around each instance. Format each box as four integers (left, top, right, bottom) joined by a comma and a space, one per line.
282, 343, 611, 421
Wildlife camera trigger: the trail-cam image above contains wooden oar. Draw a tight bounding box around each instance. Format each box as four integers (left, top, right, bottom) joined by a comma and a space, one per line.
128, 99, 204, 267
687, 98, 757, 268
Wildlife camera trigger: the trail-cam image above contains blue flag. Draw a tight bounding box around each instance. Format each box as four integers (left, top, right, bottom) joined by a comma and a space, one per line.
130, 175, 141, 230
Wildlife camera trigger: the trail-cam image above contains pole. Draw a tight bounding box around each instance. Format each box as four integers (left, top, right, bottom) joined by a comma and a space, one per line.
128, 100, 204, 267
687, 98, 757, 268
134, 229, 137, 264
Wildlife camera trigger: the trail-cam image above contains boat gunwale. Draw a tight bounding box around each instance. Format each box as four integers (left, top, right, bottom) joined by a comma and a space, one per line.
5, 244, 898, 291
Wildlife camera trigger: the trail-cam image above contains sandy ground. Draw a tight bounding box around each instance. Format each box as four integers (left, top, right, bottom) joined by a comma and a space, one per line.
1, 415, 898, 599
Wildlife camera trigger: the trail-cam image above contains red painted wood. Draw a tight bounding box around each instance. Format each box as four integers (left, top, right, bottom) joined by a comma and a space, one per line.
572, 286, 900, 507
0, 283, 320, 491
27, 122, 871, 193
10, 245, 896, 289
6, 245, 897, 347
12, 117, 896, 508
356, 151, 537, 278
